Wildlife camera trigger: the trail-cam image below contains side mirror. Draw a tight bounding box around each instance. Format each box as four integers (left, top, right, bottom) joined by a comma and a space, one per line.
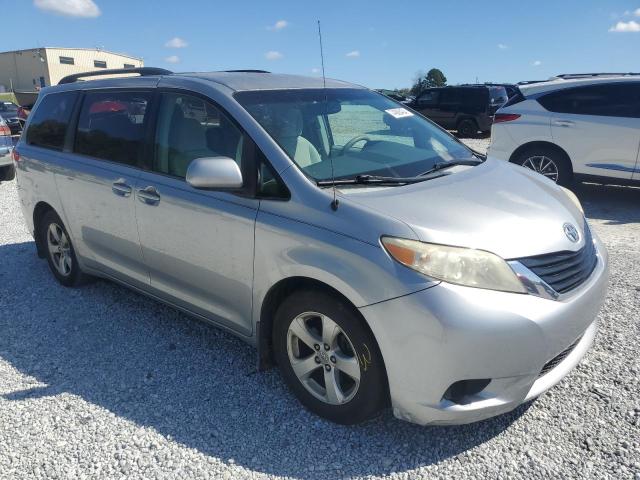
186, 157, 243, 190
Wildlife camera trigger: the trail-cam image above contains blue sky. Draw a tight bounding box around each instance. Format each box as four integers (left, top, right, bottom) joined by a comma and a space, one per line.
7, 0, 640, 89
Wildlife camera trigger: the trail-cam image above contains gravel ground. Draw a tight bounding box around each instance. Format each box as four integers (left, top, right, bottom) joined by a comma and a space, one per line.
0, 139, 638, 479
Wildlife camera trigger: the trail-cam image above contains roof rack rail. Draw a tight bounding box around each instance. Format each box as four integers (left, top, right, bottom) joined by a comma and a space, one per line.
223, 70, 270, 73
555, 72, 640, 79
58, 67, 173, 85
517, 80, 547, 85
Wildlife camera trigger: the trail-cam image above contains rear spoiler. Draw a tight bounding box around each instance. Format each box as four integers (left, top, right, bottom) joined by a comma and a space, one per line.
58, 67, 173, 85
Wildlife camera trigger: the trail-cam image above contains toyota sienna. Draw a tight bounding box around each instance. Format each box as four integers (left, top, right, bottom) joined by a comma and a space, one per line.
7, 68, 609, 425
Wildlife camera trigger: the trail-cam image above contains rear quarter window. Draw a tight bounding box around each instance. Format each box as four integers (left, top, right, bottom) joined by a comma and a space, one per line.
26, 91, 78, 151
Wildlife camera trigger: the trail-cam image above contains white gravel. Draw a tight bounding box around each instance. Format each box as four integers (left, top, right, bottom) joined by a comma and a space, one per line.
0, 143, 639, 479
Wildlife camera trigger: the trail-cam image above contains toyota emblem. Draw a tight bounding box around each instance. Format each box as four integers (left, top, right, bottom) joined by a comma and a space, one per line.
563, 223, 580, 243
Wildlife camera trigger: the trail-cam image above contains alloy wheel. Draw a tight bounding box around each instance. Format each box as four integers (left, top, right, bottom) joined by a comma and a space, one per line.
522, 155, 559, 183
47, 223, 72, 277
287, 312, 361, 405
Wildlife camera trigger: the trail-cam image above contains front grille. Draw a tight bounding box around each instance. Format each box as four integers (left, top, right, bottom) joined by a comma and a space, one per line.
538, 335, 582, 378
517, 226, 597, 294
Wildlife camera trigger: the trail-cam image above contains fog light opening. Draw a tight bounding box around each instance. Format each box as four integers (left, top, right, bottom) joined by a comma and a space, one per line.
443, 379, 491, 405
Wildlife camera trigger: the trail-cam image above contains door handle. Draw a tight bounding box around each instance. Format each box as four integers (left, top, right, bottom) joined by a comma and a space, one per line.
112, 179, 132, 197
137, 186, 161, 205
553, 120, 575, 127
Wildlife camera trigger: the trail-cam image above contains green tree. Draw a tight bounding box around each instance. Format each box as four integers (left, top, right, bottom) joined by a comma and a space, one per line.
410, 68, 448, 95
425, 68, 447, 87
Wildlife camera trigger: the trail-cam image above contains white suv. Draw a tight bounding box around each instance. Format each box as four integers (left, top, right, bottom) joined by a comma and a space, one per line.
488, 75, 640, 186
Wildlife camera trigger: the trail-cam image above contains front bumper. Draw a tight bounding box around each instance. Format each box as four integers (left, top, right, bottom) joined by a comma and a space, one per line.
360, 232, 609, 425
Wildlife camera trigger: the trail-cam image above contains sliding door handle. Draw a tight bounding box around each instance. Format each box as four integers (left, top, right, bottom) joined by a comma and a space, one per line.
137, 186, 161, 205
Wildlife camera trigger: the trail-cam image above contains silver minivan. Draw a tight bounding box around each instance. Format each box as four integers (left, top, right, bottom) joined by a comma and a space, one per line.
7, 68, 609, 426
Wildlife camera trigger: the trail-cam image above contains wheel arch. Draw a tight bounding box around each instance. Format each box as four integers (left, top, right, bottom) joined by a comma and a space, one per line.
509, 141, 574, 175
257, 276, 386, 382
33, 201, 56, 258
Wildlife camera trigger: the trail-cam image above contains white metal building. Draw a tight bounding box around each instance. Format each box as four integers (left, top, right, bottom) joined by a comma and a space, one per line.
0, 47, 144, 92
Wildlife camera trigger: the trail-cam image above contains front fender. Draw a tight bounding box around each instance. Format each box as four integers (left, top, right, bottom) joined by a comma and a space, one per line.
252, 209, 438, 331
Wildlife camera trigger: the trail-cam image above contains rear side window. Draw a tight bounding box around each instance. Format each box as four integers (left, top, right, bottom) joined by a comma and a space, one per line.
439, 89, 461, 104
459, 89, 486, 109
416, 90, 439, 106
74, 91, 152, 166
538, 83, 640, 118
26, 91, 78, 151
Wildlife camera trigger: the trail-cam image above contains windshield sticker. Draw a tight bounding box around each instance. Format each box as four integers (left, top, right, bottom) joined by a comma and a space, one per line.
385, 107, 414, 119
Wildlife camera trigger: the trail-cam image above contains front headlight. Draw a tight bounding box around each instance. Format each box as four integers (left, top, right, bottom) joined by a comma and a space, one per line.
381, 237, 526, 293
561, 187, 584, 214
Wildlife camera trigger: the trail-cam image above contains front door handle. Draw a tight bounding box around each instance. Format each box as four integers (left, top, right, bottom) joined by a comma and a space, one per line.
112, 179, 132, 197
137, 186, 161, 205
553, 120, 575, 127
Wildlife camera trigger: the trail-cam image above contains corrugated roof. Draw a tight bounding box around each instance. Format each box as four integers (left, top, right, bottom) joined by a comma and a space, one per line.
0, 47, 142, 61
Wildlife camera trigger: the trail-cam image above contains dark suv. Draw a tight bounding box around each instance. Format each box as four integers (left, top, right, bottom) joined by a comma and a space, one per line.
409, 85, 508, 137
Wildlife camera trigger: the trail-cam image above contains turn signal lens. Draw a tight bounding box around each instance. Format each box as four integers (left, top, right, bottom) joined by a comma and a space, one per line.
382, 237, 527, 293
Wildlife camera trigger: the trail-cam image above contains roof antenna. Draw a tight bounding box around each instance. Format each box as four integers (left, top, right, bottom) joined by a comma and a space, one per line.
318, 20, 339, 211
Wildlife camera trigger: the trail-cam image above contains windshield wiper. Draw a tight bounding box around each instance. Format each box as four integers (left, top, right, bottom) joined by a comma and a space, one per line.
317, 158, 484, 187
317, 174, 432, 187
419, 158, 483, 176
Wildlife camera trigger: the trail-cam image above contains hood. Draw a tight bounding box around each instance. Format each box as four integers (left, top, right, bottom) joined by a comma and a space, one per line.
340, 158, 586, 259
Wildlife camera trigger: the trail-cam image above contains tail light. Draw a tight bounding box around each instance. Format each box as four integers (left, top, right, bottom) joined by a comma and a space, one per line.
12, 149, 20, 164
494, 113, 521, 124
0, 120, 10, 136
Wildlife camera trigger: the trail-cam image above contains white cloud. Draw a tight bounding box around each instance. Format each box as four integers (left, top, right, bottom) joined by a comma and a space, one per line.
346, 50, 360, 58
164, 55, 180, 64
33, 0, 100, 17
497, 43, 508, 50
265, 50, 283, 60
609, 20, 640, 32
267, 20, 288, 31
165, 37, 188, 48
532, 60, 542, 66
311, 68, 320, 73
635, 8, 640, 16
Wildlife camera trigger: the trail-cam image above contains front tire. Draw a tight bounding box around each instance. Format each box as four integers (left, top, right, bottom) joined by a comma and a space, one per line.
512, 146, 572, 186
273, 290, 388, 424
40, 210, 90, 287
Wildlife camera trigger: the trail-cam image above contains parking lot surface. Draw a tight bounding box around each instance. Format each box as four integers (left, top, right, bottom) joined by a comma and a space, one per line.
0, 139, 638, 479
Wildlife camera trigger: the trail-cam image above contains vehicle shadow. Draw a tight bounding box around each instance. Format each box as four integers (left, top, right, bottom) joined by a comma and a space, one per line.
0, 241, 530, 478
574, 181, 640, 225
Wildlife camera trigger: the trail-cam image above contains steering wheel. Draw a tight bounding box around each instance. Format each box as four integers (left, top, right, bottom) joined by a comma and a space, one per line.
340, 135, 371, 155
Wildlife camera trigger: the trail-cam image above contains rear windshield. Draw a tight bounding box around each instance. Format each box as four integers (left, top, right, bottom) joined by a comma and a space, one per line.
235, 88, 475, 182
488, 87, 509, 105
0, 102, 18, 114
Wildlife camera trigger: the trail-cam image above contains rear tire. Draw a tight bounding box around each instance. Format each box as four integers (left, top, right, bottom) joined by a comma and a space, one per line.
40, 210, 91, 287
273, 290, 387, 424
457, 118, 478, 138
0, 164, 15, 182
512, 146, 573, 186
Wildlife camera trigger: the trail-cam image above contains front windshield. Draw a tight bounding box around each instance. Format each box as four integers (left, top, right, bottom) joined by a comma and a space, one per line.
235, 88, 476, 182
